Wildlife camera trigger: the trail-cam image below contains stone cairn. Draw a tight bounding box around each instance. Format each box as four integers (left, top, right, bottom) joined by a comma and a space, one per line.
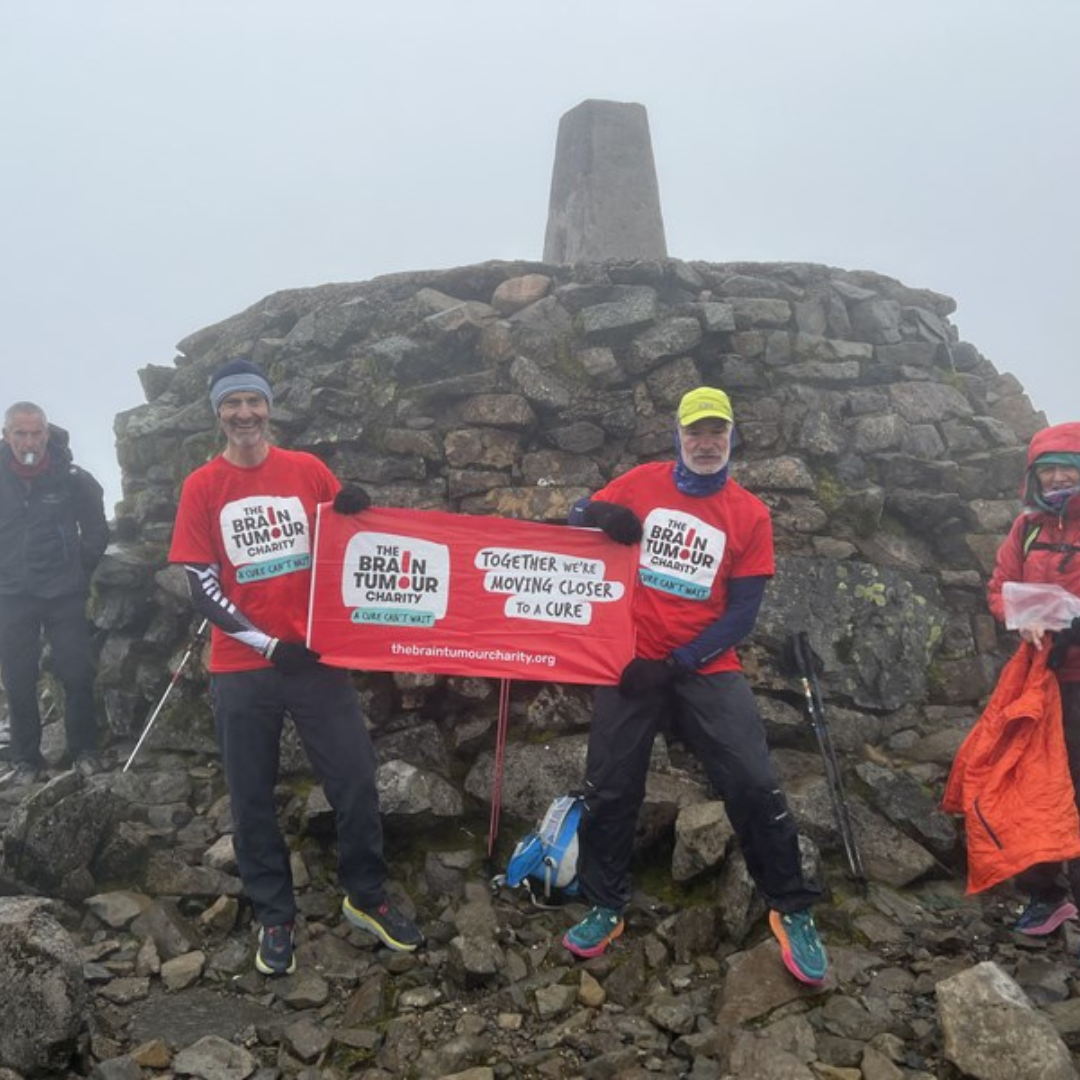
97, 253, 1041, 860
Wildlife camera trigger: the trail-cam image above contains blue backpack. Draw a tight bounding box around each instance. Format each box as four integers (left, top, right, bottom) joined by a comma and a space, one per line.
493, 794, 584, 906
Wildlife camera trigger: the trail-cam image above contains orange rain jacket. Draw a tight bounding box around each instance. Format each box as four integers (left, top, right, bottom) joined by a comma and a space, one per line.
942, 642, 1080, 894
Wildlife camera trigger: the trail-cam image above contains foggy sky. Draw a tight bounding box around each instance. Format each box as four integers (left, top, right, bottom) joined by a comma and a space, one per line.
2, 1, 1077, 510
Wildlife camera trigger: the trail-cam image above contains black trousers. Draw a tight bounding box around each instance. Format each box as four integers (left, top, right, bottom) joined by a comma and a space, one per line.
1017, 681, 1080, 903
0, 591, 98, 764
577, 670, 822, 913
210, 664, 387, 927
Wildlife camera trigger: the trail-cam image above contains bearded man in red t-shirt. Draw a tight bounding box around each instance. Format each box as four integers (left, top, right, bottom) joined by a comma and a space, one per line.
562, 386, 827, 986
169, 359, 423, 976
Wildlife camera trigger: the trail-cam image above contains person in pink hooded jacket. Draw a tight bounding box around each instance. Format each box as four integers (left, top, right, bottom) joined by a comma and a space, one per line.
987, 421, 1080, 934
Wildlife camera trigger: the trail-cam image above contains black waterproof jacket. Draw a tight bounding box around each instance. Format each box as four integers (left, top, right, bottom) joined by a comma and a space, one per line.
0, 427, 109, 598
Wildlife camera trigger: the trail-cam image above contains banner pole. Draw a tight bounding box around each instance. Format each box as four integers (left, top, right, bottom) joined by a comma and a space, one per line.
487, 678, 511, 856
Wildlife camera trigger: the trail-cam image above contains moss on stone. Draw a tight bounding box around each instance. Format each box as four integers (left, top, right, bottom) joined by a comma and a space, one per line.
632, 854, 720, 908
814, 469, 845, 515
854, 582, 888, 608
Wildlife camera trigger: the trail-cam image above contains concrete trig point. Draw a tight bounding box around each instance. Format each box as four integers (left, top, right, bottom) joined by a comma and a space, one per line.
543, 99, 668, 263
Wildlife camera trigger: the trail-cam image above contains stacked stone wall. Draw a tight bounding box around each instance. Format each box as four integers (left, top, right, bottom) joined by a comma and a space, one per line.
93, 257, 1044, 860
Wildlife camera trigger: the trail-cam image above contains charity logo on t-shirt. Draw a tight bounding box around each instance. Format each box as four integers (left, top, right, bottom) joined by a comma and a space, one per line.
219, 495, 312, 582
639, 508, 726, 600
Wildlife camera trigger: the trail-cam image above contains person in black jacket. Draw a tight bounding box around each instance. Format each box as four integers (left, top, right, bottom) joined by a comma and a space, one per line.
0, 402, 109, 785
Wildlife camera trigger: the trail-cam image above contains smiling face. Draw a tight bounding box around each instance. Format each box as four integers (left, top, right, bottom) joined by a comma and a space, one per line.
218, 390, 270, 463
1035, 461, 1080, 494
678, 417, 732, 475
3, 409, 49, 465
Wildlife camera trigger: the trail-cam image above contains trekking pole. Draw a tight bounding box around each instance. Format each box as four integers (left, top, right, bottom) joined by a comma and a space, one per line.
788, 631, 868, 890
123, 618, 209, 772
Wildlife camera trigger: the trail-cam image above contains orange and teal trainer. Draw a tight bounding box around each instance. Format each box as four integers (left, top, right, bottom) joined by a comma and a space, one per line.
769, 908, 828, 985
563, 905, 625, 958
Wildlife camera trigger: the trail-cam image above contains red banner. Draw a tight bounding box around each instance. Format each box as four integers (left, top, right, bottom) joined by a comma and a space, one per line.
307, 506, 637, 684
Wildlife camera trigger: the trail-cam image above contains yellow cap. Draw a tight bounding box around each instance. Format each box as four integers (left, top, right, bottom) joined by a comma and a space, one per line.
677, 387, 733, 426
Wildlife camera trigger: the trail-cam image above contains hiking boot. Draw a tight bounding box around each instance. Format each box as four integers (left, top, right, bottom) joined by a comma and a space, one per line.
770, 908, 828, 986
255, 923, 296, 976
342, 897, 424, 952
73, 752, 103, 778
563, 905, 625, 958
1013, 898, 1078, 936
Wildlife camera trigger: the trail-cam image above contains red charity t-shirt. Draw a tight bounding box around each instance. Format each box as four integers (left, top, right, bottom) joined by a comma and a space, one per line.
593, 462, 775, 674
168, 446, 340, 672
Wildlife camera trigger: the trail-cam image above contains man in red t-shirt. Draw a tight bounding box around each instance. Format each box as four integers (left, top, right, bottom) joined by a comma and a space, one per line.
169, 359, 423, 976
563, 386, 826, 985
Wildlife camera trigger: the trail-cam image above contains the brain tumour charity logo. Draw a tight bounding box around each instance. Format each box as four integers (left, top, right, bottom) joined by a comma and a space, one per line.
342, 532, 449, 626
223, 496, 311, 582
640, 510, 725, 600
476, 547, 625, 625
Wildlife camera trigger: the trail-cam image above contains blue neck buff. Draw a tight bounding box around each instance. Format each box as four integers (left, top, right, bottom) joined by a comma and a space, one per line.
673, 427, 729, 497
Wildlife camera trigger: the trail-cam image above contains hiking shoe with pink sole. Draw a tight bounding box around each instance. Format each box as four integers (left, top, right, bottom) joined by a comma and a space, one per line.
770, 908, 828, 986
563, 905, 625, 958
1013, 898, 1078, 936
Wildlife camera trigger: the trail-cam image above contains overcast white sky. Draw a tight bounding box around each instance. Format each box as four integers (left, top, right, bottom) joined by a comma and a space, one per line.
2, 1, 1077, 510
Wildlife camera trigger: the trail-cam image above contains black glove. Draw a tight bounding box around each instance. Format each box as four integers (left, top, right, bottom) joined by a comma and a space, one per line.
268, 640, 322, 675
583, 500, 643, 545
1048, 618, 1080, 671
619, 657, 685, 695
333, 485, 372, 514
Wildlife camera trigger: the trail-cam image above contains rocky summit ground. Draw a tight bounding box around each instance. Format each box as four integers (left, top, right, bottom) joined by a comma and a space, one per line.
2, 749, 1080, 1080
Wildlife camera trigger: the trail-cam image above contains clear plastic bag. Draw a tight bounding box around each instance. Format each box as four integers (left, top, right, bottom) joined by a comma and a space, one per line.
1002, 581, 1080, 630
